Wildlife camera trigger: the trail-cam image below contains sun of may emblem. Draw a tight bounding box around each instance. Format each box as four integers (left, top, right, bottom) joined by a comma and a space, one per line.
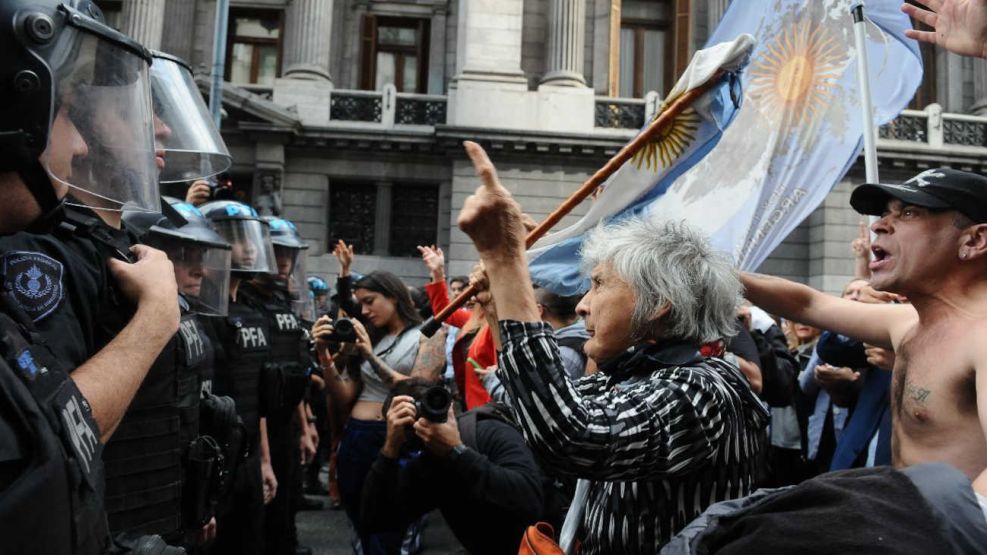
748, 18, 844, 127
632, 102, 701, 172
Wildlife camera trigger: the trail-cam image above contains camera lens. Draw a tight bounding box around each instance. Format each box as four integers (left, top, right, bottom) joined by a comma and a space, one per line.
419, 386, 452, 423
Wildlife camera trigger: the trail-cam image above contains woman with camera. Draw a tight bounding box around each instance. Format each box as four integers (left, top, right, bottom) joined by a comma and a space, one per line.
312, 270, 441, 554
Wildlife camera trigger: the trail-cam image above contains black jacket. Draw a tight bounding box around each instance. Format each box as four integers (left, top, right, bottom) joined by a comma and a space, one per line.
361, 417, 545, 555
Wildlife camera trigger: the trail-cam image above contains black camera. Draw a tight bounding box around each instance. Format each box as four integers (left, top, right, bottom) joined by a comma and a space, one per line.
321, 318, 357, 343
208, 175, 235, 201
415, 385, 453, 423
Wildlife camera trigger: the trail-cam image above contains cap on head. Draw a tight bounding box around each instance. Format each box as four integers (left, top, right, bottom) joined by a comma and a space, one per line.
850, 168, 987, 223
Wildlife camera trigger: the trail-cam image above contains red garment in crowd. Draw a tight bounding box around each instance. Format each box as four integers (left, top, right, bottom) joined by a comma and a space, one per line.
425, 281, 493, 409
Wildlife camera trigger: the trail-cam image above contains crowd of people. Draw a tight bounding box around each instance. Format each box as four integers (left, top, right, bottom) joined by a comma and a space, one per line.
4, 0, 987, 554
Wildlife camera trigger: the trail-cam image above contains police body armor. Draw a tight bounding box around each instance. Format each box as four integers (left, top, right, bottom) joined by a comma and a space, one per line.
58, 208, 186, 542
102, 317, 184, 540
212, 298, 269, 448
0, 305, 108, 555
239, 283, 309, 415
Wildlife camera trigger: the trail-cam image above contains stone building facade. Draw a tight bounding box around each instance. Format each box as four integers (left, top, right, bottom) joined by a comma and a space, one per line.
100, 0, 987, 293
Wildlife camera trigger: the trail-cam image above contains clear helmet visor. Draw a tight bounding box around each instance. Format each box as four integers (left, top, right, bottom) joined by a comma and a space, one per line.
274, 245, 309, 315
215, 219, 277, 275
151, 236, 232, 317
150, 55, 231, 183
296, 291, 317, 323
42, 26, 159, 212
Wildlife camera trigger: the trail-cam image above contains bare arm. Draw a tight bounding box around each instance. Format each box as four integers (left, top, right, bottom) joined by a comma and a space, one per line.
365, 351, 409, 386
73, 245, 179, 442
409, 327, 448, 382
259, 417, 278, 504
740, 272, 906, 349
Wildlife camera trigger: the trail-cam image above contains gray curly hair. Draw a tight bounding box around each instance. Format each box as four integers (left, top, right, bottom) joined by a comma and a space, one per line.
580, 217, 740, 344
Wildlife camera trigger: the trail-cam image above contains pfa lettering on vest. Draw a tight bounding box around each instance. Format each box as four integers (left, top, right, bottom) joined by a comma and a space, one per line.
179, 318, 206, 361
275, 313, 299, 331
239, 326, 268, 349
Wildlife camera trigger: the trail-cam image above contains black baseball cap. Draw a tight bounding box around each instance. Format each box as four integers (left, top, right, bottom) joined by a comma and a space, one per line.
850, 168, 987, 223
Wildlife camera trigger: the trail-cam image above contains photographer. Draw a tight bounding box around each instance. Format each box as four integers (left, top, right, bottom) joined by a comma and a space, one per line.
311, 271, 448, 554
361, 379, 546, 555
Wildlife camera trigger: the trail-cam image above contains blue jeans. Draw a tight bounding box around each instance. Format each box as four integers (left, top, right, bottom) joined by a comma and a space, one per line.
337, 418, 423, 555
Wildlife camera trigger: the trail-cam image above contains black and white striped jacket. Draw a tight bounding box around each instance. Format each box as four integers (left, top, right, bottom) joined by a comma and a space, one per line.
496, 321, 769, 554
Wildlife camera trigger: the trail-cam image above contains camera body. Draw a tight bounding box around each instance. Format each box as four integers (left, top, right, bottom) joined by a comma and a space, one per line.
414, 385, 453, 423
383, 381, 455, 454
318, 318, 357, 350
208, 175, 235, 201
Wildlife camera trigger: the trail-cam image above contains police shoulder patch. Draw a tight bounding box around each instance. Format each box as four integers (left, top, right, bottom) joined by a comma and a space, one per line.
2, 251, 65, 322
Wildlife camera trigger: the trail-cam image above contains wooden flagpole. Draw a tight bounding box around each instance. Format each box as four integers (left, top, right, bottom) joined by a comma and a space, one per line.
420, 69, 727, 337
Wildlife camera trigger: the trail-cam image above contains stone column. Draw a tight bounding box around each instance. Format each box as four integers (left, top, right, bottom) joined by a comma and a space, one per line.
971, 58, 987, 115
453, 0, 526, 82
122, 0, 166, 51
160, 0, 196, 61
282, 0, 333, 82
541, 0, 587, 87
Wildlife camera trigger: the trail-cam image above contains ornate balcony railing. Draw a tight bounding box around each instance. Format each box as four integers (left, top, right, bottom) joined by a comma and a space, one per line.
593, 93, 661, 130
879, 104, 987, 151
395, 94, 447, 126
330, 89, 383, 123
326, 86, 447, 128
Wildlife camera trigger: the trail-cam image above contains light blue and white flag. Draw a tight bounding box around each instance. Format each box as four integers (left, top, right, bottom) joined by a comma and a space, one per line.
529, 0, 922, 295
528, 34, 756, 295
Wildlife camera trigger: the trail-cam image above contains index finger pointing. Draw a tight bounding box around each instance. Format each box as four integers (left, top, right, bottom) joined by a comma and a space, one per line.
463, 141, 501, 191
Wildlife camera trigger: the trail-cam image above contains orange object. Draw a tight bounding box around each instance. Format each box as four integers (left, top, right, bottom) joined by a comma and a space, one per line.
518, 523, 566, 555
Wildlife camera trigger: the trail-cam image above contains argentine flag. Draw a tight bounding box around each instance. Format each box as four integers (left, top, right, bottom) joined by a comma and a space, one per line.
528, 34, 755, 295
529, 0, 922, 295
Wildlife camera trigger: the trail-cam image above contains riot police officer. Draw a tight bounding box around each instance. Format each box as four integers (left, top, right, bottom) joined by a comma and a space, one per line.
121, 197, 236, 549
0, 1, 179, 553
200, 200, 279, 555
238, 217, 315, 555
96, 50, 235, 551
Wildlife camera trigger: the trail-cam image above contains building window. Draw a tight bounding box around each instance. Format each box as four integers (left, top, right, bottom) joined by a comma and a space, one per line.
619, 21, 671, 98
328, 182, 438, 256
226, 9, 283, 86
329, 183, 378, 255
389, 184, 439, 257
360, 16, 430, 93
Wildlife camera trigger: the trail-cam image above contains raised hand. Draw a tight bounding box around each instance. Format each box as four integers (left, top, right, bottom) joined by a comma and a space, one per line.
903, 0, 987, 59
457, 141, 527, 262
417, 245, 446, 282
851, 222, 871, 259
332, 240, 354, 277
185, 180, 211, 206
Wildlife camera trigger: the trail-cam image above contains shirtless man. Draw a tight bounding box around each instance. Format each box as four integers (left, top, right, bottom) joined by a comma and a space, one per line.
742, 168, 987, 498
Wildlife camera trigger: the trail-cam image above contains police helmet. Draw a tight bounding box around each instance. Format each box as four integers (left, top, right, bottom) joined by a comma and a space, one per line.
0, 1, 160, 219
149, 51, 231, 184
123, 198, 232, 316
200, 200, 276, 276
261, 216, 309, 310
308, 276, 330, 295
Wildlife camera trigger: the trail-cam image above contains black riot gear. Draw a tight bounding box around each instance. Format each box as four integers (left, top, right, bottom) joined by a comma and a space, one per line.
0, 1, 158, 218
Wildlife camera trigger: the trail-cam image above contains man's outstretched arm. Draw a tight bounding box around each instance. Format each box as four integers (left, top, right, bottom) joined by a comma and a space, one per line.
740, 272, 906, 350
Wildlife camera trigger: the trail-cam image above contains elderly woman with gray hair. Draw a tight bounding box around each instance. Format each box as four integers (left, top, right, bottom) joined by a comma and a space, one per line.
456, 142, 768, 554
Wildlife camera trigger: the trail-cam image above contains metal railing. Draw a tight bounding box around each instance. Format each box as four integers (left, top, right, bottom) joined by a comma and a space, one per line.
327, 85, 447, 127
593, 92, 661, 129
879, 104, 987, 150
